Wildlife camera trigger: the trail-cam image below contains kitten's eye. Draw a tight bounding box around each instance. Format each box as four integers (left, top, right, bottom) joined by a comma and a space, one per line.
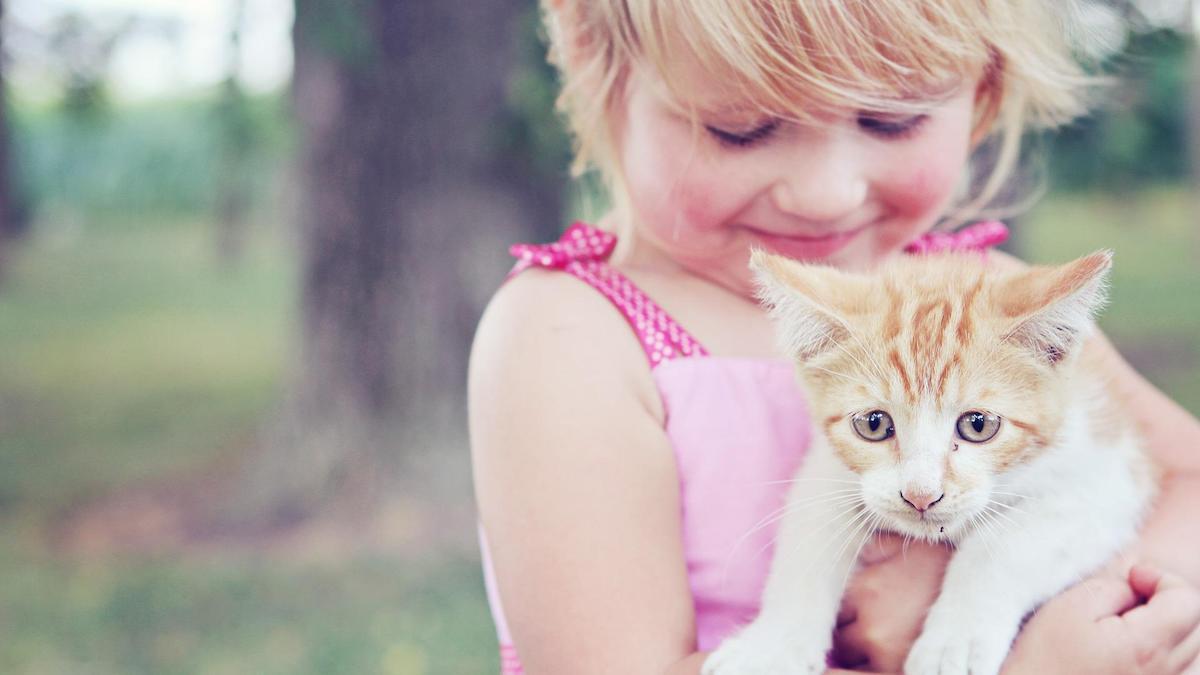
852, 410, 895, 442
956, 411, 1001, 443
857, 113, 928, 139
705, 119, 780, 148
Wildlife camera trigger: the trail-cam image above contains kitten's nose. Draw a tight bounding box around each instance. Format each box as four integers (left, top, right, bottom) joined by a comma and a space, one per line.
900, 490, 945, 512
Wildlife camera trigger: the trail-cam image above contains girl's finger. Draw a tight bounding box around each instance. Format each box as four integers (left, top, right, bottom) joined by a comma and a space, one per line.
830, 621, 871, 670
840, 595, 859, 629
1123, 579, 1200, 648
1129, 563, 1164, 600
1168, 624, 1200, 674
1068, 575, 1140, 621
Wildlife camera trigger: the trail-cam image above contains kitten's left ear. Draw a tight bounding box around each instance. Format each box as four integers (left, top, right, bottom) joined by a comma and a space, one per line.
750, 249, 868, 361
996, 250, 1112, 365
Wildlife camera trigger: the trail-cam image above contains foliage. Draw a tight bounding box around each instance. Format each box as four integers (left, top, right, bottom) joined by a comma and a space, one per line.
1047, 29, 1194, 191
9, 92, 292, 219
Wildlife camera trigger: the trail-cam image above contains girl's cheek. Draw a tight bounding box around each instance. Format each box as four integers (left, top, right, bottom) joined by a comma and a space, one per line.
888, 162, 960, 216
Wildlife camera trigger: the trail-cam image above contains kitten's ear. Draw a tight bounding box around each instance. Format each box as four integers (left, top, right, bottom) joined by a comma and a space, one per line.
996, 250, 1112, 365
750, 249, 865, 360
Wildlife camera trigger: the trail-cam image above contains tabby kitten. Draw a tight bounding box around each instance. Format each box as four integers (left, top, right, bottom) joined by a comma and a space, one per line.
704, 251, 1155, 675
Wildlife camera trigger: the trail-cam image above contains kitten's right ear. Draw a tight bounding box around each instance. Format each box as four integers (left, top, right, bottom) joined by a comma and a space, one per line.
996, 250, 1113, 365
750, 250, 862, 361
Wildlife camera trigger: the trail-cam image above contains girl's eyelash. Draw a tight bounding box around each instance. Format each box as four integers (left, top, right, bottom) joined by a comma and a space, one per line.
857, 113, 929, 139
705, 120, 780, 148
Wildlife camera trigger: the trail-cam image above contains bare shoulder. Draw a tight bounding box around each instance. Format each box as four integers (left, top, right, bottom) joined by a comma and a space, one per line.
469, 269, 696, 670
469, 268, 662, 423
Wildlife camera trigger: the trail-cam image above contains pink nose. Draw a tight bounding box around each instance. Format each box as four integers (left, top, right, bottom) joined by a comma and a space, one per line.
900, 490, 945, 512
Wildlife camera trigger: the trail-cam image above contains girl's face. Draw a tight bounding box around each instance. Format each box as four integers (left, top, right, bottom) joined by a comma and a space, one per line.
614, 64, 980, 297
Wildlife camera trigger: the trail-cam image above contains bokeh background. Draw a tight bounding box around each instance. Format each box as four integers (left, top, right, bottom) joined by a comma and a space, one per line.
0, 1, 1196, 673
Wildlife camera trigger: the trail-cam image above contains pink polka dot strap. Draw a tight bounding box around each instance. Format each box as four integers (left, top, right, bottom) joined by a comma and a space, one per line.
508, 222, 709, 367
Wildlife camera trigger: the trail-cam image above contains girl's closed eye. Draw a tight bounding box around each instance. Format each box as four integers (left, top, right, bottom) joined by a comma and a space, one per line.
856, 112, 929, 140
705, 119, 780, 148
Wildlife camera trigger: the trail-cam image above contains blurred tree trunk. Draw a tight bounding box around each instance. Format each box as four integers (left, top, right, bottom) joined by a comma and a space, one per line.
237, 0, 563, 523
0, 0, 27, 278
215, 0, 253, 266
1191, 8, 1200, 241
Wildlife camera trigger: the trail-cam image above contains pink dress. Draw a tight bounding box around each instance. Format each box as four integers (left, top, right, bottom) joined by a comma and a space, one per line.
481, 221, 1008, 673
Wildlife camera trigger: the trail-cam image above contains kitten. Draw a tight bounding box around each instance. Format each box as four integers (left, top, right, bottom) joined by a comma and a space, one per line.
704, 251, 1156, 675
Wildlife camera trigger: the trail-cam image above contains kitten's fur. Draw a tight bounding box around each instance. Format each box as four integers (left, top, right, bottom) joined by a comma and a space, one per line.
704, 251, 1156, 675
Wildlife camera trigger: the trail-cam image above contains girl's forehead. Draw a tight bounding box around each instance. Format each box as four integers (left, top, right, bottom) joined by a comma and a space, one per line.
636, 57, 970, 122
629, 0, 994, 120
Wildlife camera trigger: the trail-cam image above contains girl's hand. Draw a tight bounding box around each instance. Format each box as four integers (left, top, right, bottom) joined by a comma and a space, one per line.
831, 534, 951, 672
1003, 564, 1200, 675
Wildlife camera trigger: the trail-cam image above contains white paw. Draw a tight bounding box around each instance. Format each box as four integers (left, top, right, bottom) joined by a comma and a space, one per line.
703, 628, 827, 675
903, 614, 1013, 675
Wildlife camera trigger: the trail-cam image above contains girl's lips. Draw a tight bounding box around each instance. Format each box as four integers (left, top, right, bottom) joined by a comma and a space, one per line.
746, 224, 866, 260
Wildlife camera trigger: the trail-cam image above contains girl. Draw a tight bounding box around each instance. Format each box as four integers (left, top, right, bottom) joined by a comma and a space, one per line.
470, 1, 1200, 673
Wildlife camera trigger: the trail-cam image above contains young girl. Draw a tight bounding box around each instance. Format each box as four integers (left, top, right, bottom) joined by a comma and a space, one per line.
470, 1, 1200, 673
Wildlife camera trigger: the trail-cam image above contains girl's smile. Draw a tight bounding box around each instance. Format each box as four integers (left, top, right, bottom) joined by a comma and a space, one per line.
741, 222, 870, 260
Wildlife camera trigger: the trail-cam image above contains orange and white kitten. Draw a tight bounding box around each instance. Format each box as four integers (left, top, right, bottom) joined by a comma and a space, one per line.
705, 251, 1156, 675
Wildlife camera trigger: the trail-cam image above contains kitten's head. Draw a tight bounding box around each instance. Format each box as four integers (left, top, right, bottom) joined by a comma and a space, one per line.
753, 250, 1112, 541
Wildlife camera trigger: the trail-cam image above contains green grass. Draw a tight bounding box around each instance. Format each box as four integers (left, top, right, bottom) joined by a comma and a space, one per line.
0, 216, 498, 674
0, 551, 497, 675
1025, 186, 1200, 414
0, 188, 1195, 675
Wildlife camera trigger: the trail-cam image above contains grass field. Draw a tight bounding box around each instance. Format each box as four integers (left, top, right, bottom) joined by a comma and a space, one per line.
0, 215, 497, 674
0, 188, 1196, 674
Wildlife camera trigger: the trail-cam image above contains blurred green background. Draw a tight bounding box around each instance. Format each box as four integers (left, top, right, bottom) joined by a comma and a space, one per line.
0, 2, 1197, 674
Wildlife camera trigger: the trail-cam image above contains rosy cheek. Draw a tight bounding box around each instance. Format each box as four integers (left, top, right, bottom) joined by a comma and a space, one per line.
888, 163, 959, 216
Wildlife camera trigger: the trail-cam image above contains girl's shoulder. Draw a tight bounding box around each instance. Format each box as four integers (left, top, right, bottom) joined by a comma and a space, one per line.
470, 269, 698, 673
470, 264, 666, 431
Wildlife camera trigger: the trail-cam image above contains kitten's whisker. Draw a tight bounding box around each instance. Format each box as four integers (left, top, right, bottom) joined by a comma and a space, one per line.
986, 500, 1032, 520
803, 324, 889, 399
794, 506, 875, 578
733, 492, 862, 555
754, 501, 866, 563
800, 362, 877, 392
751, 478, 860, 487
726, 498, 866, 585
839, 513, 883, 591
989, 491, 1040, 502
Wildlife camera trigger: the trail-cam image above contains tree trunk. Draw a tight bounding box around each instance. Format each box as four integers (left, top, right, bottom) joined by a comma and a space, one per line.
214, 0, 253, 266
236, 0, 563, 523
0, 0, 27, 279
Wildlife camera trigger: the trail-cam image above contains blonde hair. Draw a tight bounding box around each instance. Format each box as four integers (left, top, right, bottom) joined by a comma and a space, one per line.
542, 0, 1095, 224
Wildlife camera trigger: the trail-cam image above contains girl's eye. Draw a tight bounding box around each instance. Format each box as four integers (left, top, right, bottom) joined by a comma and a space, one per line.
956, 411, 1001, 443
851, 410, 895, 442
856, 113, 928, 139
705, 119, 780, 148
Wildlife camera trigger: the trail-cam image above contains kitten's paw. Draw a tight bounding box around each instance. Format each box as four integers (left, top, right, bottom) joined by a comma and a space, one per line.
703, 628, 826, 675
903, 618, 1011, 675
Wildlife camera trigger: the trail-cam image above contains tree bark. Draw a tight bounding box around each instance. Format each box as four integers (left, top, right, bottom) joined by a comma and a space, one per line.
0, 0, 27, 278
237, 0, 563, 523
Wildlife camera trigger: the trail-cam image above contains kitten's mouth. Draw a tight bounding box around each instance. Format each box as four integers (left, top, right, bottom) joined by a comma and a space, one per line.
876, 507, 962, 540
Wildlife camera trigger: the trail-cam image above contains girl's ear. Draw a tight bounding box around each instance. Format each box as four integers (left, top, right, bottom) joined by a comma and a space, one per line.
996, 250, 1112, 365
750, 250, 868, 361
542, 0, 594, 70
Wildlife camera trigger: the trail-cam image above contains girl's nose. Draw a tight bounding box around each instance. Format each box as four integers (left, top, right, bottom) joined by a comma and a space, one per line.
769, 139, 869, 223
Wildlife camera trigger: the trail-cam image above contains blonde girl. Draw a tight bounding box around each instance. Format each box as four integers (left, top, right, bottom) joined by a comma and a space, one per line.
470, 1, 1200, 673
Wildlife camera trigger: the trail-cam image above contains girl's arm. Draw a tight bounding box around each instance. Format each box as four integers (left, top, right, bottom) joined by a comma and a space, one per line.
473, 273, 901, 675
1087, 332, 1200, 586
470, 271, 697, 674
994, 248, 1200, 577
